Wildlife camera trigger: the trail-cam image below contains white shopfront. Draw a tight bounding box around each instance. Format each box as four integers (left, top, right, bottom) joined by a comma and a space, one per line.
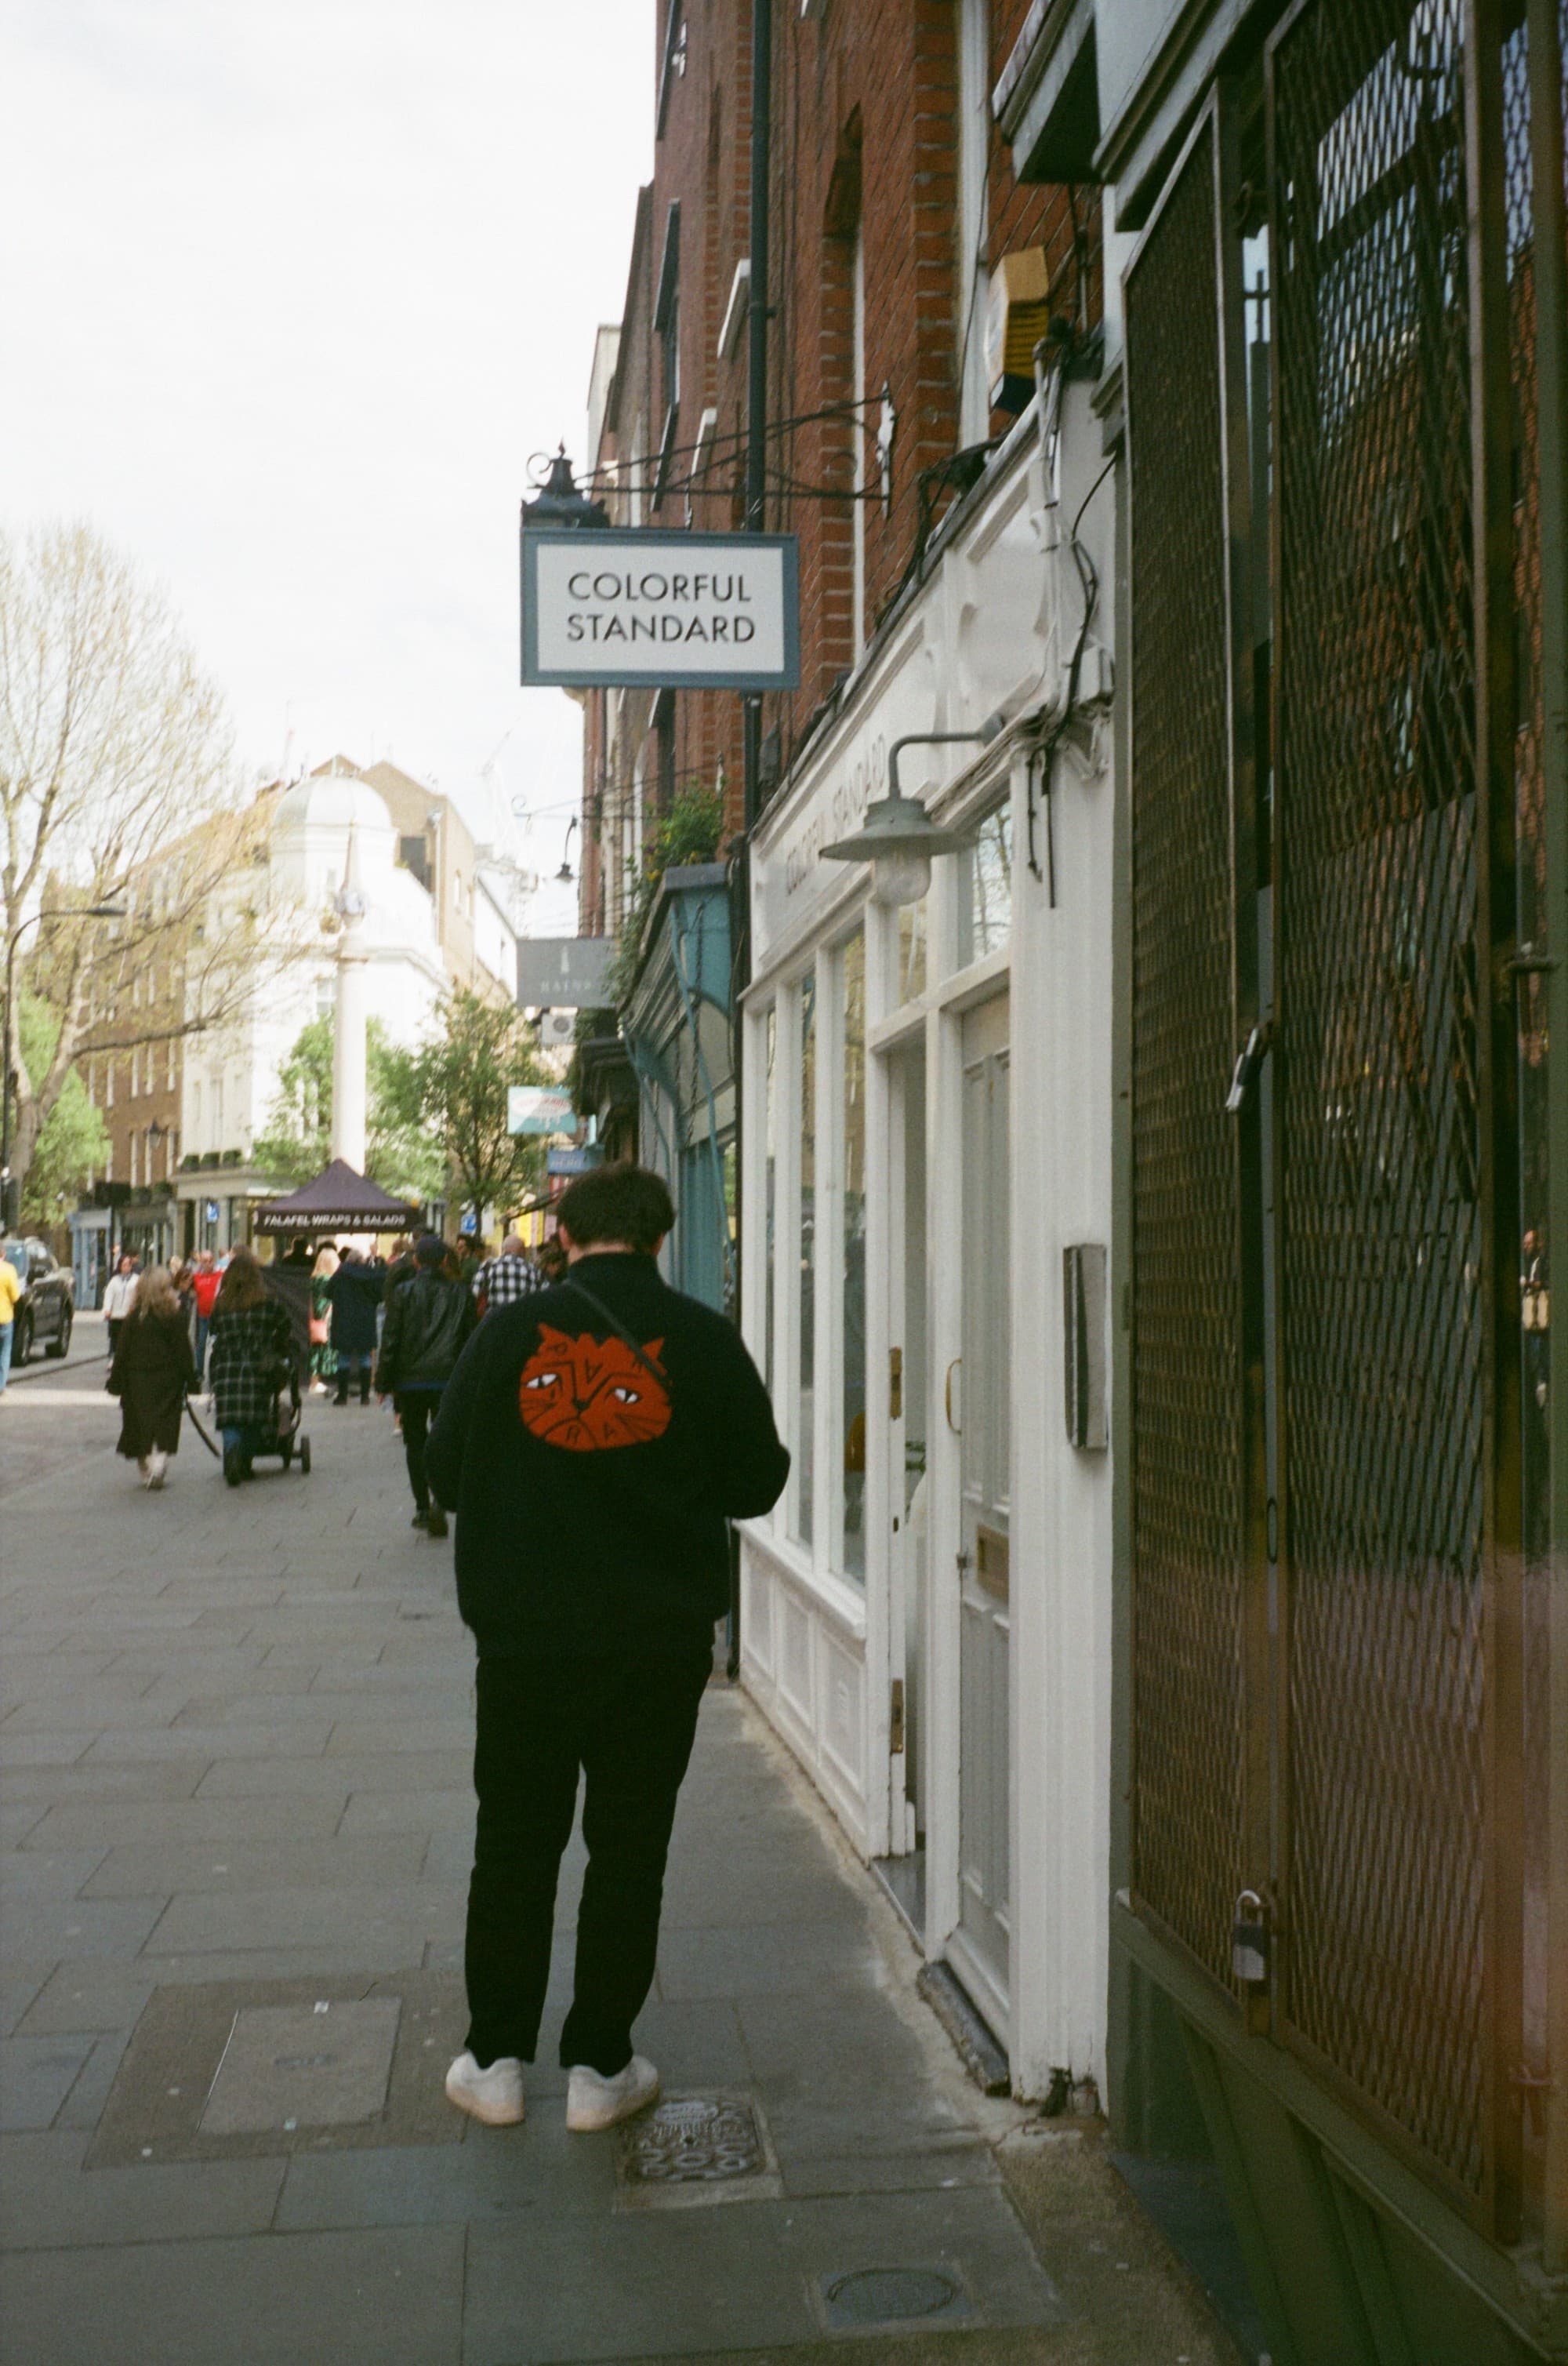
739, 389, 1120, 2100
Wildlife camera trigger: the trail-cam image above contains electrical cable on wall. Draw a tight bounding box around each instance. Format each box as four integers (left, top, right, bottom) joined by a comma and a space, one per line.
1026, 454, 1115, 900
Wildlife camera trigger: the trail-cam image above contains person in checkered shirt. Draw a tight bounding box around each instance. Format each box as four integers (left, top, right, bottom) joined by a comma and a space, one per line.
474, 1235, 545, 1318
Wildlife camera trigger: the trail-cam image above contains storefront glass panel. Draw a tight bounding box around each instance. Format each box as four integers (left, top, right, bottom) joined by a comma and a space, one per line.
764, 1010, 777, 1393
959, 802, 1013, 966
793, 975, 816, 1547
842, 933, 867, 1582
898, 896, 928, 1004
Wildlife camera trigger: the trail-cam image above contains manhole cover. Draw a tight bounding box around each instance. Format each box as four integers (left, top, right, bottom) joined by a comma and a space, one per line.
819, 2267, 970, 2331
619, 2095, 767, 2185
201, 1999, 401, 2135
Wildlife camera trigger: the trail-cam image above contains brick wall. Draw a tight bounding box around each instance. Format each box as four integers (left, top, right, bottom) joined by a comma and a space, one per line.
580, 0, 1102, 934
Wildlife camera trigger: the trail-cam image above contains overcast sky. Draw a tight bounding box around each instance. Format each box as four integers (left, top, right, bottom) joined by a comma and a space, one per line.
0, 0, 654, 931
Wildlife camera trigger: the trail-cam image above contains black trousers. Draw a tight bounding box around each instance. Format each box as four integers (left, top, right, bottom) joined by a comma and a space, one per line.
394, 1390, 441, 1510
464, 1645, 710, 2077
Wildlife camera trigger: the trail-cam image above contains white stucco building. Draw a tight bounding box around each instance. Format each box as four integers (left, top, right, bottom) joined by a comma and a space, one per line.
176, 761, 450, 1247
739, 373, 1121, 2105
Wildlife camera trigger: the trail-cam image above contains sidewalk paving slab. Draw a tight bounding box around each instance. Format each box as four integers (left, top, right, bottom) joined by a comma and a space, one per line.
0, 1352, 1241, 2366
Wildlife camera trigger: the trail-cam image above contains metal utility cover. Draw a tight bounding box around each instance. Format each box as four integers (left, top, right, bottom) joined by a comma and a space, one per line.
201, 1999, 401, 2135
818, 2266, 973, 2332
615, 2093, 782, 2209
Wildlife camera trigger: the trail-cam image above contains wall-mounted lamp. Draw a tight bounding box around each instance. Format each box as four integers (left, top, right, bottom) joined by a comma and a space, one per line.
819, 720, 1004, 907
556, 816, 579, 885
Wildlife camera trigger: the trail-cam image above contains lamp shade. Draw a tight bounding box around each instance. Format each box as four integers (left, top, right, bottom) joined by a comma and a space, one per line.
820, 792, 974, 868
522, 449, 608, 531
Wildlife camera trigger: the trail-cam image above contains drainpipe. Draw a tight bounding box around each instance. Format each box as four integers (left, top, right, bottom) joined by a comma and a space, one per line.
742, 0, 772, 829
729, 0, 771, 1680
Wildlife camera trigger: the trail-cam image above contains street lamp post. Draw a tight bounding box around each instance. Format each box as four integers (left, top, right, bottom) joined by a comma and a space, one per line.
1, 904, 125, 1229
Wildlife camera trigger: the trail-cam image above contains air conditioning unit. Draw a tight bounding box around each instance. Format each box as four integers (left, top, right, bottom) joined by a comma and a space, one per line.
985, 247, 1052, 415
538, 1009, 576, 1049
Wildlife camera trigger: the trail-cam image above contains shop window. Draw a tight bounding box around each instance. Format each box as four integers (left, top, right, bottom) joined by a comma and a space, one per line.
958, 801, 1014, 965
793, 975, 817, 1548
764, 1007, 777, 1399
898, 896, 928, 1004
841, 934, 867, 1581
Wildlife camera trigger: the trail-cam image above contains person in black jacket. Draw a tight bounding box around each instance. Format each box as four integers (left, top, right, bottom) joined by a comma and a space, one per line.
426, 1163, 788, 2138
325, 1245, 382, 1405
375, 1233, 476, 1537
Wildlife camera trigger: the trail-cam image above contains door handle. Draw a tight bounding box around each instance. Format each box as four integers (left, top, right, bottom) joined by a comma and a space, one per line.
945, 1357, 961, 1433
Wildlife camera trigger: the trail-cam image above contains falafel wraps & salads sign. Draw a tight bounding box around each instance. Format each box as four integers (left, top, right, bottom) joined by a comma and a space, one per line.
521, 529, 800, 692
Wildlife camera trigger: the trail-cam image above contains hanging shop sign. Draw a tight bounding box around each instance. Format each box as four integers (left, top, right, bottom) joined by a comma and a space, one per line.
507, 1085, 577, 1137
546, 1145, 607, 1177
521, 529, 800, 692
515, 936, 615, 1009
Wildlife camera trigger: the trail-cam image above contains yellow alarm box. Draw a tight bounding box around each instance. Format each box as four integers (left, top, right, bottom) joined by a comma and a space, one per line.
985, 247, 1052, 414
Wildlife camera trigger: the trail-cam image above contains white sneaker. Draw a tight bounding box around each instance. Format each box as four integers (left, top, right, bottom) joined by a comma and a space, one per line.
138, 1457, 154, 1488
565, 2055, 659, 2132
444, 2049, 525, 2127
147, 1450, 167, 1490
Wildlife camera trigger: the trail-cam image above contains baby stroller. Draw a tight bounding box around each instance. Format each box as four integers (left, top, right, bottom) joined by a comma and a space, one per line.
255, 1359, 312, 1475
198, 1357, 312, 1481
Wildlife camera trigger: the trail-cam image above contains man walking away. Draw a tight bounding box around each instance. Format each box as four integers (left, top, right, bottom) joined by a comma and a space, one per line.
376, 1233, 475, 1536
103, 1252, 139, 1361
190, 1251, 222, 1384
474, 1233, 544, 1319
325, 1245, 380, 1405
426, 1164, 789, 2135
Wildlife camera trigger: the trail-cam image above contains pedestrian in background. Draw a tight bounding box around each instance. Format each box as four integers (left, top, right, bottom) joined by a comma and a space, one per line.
107, 1264, 196, 1491
535, 1238, 568, 1286
325, 1244, 380, 1405
0, 1243, 21, 1395
190, 1252, 222, 1384
376, 1232, 476, 1538
426, 1163, 789, 2135
383, 1234, 417, 1302
102, 1252, 139, 1360
208, 1248, 296, 1486
474, 1234, 545, 1318
309, 1244, 339, 1395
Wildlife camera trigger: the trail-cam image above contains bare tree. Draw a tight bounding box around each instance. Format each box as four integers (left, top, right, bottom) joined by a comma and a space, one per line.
1, 521, 307, 1195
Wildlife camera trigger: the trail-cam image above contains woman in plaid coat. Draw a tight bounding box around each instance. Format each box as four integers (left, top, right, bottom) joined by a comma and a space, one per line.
208, 1249, 296, 1487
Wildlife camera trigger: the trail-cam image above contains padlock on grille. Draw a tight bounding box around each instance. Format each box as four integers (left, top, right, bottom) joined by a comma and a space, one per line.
1232, 1889, 1269, 1984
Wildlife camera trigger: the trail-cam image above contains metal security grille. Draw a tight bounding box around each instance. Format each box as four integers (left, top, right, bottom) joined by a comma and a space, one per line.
1502, 0, 1562, 2229
1271, 0, 1490, 2198
1125, 119, 1248, 1997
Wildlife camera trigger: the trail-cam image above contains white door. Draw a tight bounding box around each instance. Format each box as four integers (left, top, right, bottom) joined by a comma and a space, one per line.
953, 993, 1011, 2026
889, 1043, 928, 1859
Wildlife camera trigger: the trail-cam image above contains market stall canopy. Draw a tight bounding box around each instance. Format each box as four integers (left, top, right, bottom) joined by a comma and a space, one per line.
252, 1159, 419, 1234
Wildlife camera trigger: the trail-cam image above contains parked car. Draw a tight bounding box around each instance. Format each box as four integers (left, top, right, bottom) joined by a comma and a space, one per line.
1, 1238, 74, 1364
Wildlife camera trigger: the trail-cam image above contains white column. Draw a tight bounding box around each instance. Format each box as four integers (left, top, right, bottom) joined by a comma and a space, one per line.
331, 829, 370, 1173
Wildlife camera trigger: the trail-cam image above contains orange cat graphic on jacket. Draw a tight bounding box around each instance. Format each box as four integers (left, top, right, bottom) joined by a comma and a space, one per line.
517, 1327, 672, 1452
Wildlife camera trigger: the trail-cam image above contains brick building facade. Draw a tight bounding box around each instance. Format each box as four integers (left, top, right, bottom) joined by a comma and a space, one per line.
579, 0, 1098, 939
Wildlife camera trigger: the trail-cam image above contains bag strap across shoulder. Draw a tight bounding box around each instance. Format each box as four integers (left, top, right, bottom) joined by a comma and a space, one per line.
560, 1277, 669, 1394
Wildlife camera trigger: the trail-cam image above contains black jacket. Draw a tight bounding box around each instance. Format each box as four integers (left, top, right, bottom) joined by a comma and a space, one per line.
376, 1268, 476, 1394
426, 1252, 789, 1652
109, 1310, 196, 1458
325, 1259, 382, 1354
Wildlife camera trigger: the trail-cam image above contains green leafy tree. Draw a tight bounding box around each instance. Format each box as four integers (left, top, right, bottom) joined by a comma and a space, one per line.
412, 986, 546, 1226
16, 990, 108, 1228
253, 1015, 444, 1200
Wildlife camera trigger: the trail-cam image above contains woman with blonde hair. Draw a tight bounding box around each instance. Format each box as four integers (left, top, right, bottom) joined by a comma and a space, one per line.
309, 1243, 339, 1394
107, 1265, 197, 1489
